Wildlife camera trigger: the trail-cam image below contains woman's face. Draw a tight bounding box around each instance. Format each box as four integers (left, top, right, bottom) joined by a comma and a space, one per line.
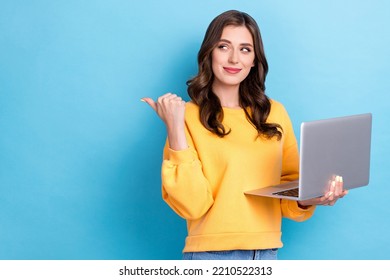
211, 25, 255, 89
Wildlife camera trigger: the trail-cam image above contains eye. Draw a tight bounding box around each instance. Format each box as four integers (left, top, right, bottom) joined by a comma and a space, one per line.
217, 44, 229, 50
241, 47, 252, 53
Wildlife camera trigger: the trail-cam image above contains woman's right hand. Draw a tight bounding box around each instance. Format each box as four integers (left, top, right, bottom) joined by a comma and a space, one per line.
141, 93, 188, 151
141, 93, 186, 130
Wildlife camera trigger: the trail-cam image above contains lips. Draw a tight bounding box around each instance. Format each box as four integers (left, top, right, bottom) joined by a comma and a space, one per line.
223, 67, 242, 74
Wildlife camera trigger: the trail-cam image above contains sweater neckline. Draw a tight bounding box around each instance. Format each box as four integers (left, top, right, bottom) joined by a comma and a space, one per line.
222, 106, 246, 114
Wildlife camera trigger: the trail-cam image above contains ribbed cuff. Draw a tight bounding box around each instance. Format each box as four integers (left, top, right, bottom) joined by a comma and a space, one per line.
167, 147, 195, 165
288, 200, 315, 213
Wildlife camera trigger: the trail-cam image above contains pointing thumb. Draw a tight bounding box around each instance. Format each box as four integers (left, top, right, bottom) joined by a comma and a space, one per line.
141, 97, 157, 112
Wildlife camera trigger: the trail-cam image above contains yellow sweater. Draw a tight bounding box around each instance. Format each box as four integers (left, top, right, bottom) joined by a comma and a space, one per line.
161, 100, 315, 252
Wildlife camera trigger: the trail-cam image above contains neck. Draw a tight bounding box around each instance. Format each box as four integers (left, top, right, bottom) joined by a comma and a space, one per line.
212, 83, 240, 109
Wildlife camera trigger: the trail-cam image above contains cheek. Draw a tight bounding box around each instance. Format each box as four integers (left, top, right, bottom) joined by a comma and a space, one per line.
211, 54, 218, 70
211, 51, 224, 65
243, 55, 255, 68
211, 53, 226, 74
211, 55, 219, 68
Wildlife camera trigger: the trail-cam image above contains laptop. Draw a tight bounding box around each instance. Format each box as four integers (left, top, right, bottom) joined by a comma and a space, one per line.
244, 113, 372, 201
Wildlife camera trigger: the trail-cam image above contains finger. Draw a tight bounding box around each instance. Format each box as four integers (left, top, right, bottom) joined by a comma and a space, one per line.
339, 189, 348, 198
141, 97, 157, 112
324, 176, 345, 206
327, 180, 336, 201
311, 197, 330, 206
335, 175, 343, 196
320, 200, 331, 206
318, 195, 328, 203
157, 94, 180, 109
162, 93, 184, 104
319, 201, 329, 206
160, 95, 186, 111
159, 93, 173, 100
166, 93, 179, 100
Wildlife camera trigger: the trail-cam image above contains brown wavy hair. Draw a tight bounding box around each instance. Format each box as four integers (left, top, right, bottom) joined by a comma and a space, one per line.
187, 10, 282, 140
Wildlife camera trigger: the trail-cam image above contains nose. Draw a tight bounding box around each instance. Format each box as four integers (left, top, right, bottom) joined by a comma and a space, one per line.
228, 49, 239, 64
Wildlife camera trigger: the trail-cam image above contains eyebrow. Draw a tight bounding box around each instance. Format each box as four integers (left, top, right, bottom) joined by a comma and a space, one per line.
218, 39, 254, 48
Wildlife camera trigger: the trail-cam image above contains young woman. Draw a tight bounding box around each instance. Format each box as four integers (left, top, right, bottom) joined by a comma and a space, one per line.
142, 10, 347, 260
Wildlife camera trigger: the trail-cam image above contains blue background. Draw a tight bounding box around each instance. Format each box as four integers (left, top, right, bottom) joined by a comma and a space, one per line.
1, 0, 389, 260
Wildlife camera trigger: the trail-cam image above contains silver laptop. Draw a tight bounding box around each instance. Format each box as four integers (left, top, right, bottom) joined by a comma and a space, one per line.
244, 113, 372, 201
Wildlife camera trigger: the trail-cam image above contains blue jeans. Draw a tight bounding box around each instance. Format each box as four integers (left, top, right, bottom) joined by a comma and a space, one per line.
182, 249, 278, 260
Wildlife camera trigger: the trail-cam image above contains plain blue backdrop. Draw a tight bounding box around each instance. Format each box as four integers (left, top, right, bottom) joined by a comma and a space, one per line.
1, 0, 389, 259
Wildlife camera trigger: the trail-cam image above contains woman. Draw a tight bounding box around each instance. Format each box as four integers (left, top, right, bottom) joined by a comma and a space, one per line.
141, 10, 347, 260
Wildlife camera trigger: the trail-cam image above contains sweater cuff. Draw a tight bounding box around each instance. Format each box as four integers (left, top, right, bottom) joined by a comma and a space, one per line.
291, 201, 315, 213
167, 147, 195, 165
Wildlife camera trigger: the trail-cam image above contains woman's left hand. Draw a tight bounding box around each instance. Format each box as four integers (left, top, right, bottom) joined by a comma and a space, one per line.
298, 176, 348, 207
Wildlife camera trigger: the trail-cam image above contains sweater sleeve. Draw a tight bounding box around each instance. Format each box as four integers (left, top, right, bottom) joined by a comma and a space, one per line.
277, 103, 316, 221
161, 127, 214, 220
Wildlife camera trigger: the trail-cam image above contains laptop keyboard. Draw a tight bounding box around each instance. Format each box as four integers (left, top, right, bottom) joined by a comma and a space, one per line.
272, 188, 299, 197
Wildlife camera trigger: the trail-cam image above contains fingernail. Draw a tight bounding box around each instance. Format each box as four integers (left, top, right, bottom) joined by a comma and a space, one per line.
331, 181, 336, 187
140, 98, 146, 102
327, 191, 334, 197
